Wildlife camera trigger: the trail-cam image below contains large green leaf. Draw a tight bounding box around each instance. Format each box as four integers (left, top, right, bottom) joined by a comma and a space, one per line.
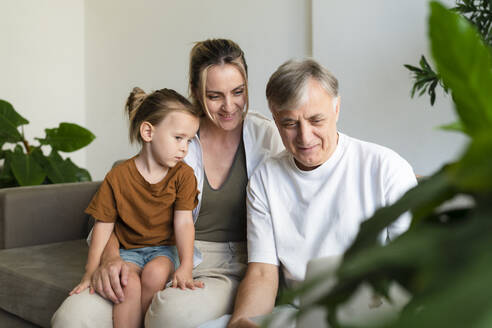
392, 212, 492, 328
429, 1, 492, 137
0, 151, 18, 188
0, 99, 29, 143
297, 207, 485, 328
39, 122, 95, 152
343, 168, 454, 259
32, 149, 92, 183
448, 133, 492, 191
8, 146, 46, 186
73, 163, 92, 182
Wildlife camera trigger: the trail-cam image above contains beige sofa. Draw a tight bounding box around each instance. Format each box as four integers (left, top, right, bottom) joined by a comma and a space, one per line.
0, 181, 100, 327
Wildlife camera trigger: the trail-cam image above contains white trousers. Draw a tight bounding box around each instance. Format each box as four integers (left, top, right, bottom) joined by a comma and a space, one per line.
51, 240, 247, 328
198, 305, 298, 328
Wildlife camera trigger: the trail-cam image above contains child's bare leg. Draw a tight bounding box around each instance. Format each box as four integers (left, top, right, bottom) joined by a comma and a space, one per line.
113, 263, 143, 328
140, 256, 174, 314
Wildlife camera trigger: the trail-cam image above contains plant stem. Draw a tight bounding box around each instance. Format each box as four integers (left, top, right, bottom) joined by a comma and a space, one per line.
21, 126, 31, 154
22, 139, 31, 154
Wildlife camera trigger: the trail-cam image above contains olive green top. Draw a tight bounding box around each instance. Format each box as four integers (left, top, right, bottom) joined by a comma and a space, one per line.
195, 138, 248, 242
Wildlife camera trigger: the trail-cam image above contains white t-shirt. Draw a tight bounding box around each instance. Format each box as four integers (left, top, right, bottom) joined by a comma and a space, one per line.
247, 132, 417, 286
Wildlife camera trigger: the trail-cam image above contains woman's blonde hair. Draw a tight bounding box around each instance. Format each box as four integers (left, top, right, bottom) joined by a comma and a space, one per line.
188, 39, 249, 123
125, 87, 199, 144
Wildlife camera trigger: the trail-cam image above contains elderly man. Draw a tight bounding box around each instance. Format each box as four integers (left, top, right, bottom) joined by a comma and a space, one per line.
225, 59, 417, 327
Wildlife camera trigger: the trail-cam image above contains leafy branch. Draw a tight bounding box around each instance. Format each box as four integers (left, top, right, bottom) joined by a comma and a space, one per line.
404, 56, 448, 106
454, 0, 492, 45
405, 0, 492, 106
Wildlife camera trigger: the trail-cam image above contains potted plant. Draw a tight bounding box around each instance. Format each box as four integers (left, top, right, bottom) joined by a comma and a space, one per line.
0, 99, 95, 188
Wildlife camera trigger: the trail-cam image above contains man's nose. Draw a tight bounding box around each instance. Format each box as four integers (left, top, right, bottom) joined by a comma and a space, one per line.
297, 121, 312, 145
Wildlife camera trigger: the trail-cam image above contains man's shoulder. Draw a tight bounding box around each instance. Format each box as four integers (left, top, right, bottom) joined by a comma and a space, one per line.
343, 134, 415, 184
257, 150, 290, 170
250, 150, 290, 180
343, 133, 408, 165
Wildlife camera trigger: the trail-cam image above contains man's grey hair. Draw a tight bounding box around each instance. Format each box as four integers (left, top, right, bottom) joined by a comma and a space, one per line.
266, 58, 339, 112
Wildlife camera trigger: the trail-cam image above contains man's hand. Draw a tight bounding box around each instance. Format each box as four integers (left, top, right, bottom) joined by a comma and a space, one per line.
227, 317, 259, 328
90, 255, 129, 304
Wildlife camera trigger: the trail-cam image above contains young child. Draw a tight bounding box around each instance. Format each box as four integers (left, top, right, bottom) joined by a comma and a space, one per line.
70, 87, 202, 327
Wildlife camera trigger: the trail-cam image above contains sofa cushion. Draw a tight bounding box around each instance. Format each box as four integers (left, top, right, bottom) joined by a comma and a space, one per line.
0, 182, 100, 249
0, 307, 39, 328
0, 239, 86, 327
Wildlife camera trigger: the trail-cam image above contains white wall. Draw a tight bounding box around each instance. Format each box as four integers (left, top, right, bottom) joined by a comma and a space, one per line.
85, 0, 310, 180
3, 0, 466, 180
312, 0, 467, 175
0, 1, 86, 167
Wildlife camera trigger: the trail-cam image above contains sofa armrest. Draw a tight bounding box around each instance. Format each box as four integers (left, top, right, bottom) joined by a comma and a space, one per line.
0, 181, 101, 249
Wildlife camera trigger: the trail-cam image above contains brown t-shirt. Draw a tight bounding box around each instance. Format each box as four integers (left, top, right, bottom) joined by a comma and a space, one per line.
85, 157, 199, 249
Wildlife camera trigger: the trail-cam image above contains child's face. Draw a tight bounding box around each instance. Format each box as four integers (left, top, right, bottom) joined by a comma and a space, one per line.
149, 111, 199, 169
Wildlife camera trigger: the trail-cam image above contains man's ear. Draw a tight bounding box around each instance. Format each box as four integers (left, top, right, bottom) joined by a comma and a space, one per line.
140, 121, 154, 142
333, 96, 340, 122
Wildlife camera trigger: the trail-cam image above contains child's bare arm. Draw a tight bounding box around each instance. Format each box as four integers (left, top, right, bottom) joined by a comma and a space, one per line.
172, 210, 203, 290
70, 221, 115, 295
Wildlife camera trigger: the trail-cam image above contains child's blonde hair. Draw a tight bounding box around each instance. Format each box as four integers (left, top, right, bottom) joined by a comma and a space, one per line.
125, 87, 199, 144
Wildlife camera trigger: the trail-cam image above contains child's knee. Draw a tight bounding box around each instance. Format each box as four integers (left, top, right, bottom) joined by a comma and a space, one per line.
123, 270, 142, 295
142, 258, 173, 287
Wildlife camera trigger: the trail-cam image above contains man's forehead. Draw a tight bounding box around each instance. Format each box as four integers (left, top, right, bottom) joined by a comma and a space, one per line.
274, 102, 332, 121
274, 80, 335, 118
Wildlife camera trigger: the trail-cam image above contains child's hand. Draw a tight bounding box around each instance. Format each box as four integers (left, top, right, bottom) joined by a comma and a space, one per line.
171, 265, 204, 290
69, 273, 92, 296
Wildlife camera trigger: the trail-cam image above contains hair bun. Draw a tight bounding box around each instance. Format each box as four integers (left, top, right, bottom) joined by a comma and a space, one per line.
126, 87, 147, 121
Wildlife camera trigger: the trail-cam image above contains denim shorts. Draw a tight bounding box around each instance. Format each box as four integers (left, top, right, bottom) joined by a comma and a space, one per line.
119, 245, 179, 269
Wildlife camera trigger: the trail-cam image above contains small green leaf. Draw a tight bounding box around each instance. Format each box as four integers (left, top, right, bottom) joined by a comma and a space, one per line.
438, 120, 466, 133
42, 122, 95, 152
419, 55, 430, 70
404, 64, 423, 73
430, 89, 436, 105
0, 99, 29, 143
9, 148, 46, 186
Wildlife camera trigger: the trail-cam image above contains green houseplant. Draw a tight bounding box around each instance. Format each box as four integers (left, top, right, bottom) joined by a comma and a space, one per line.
0, 99, 95, 188
280, 2, 492, 327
